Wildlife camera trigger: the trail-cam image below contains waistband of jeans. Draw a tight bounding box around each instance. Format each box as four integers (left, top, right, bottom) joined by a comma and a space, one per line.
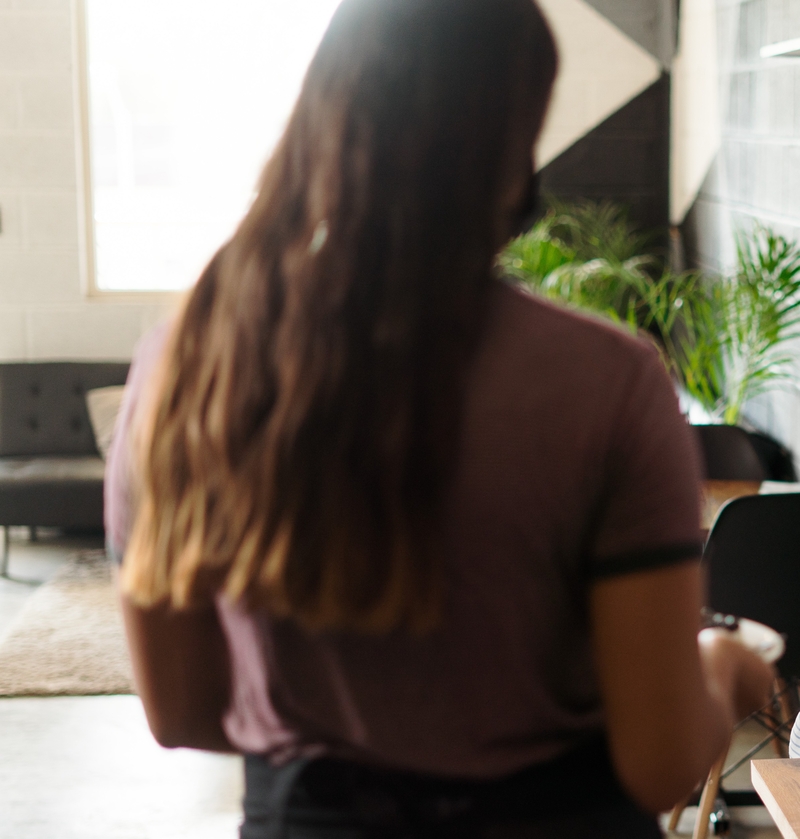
242, 734, 631, 826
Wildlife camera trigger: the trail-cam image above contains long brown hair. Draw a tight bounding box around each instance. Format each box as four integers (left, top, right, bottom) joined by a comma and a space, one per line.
123, 0, 557, 631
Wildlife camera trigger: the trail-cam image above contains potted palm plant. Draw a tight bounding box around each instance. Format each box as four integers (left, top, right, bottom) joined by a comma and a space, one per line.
500, 202, 800, 431
679, 228, 800, 425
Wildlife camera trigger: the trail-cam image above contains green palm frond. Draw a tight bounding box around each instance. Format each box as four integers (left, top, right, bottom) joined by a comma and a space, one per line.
499, 206, 800, 425
545, 198, 654, 264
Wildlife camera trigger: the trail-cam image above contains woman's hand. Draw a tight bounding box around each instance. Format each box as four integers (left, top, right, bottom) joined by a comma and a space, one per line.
591, 561, 744, 814
698, 628, 775, 723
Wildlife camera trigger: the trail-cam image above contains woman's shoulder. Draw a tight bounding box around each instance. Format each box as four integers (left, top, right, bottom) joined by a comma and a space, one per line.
130, 320, 174, 384
488, 280, 663, 375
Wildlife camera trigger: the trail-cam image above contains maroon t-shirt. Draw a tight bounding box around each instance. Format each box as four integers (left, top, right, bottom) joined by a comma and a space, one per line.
106, 280, 703, 778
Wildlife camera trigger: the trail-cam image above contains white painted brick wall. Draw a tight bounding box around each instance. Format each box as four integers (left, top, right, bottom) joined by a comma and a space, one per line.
0, 0, 173, 361
687, 0, 800, 459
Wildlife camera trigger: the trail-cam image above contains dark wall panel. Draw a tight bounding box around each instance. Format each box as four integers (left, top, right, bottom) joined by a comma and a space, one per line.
583, 0, 677, 66
539, 74, 671, 236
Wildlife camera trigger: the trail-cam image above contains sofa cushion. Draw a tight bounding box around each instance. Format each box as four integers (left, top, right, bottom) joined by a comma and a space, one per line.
0, 362, 130, 457
0, 457, 106, 483
0, 456, 106, 528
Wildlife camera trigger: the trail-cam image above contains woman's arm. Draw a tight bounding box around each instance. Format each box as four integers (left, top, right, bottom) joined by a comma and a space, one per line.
108, 323, 234, 752
120, 594, 235, 753
590, 561, 774, 815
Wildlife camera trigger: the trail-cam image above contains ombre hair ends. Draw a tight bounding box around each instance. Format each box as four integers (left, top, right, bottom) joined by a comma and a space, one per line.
123, 0, 557, 633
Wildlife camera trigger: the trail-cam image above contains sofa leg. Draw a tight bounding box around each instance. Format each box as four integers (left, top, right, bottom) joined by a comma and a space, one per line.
0, 527, 37, 585
1, 526, 9, 578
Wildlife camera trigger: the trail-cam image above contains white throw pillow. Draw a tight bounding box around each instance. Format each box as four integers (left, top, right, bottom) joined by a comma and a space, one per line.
86, 386, 126, 461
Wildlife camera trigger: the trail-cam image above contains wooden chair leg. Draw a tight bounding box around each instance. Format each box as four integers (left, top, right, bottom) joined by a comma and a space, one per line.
693, 751, 726, 839
668, 793, 692, 831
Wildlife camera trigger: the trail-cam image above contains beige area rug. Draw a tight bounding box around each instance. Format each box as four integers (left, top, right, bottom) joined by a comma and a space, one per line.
0, 551, 135, 696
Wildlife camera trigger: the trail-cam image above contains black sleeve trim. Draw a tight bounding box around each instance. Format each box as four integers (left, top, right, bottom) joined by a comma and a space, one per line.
591, 542, 704, 580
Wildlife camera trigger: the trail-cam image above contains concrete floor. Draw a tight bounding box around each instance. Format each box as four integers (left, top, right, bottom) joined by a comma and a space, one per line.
0, 530, 243, 839
0, 529, 786, 838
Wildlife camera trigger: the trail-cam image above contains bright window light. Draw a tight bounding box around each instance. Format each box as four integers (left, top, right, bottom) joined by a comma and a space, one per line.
84, 1, 342, 292
760, 38, 800, 59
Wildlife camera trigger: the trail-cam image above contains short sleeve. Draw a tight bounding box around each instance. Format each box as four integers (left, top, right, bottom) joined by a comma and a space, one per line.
104, 321, 171, 563
589, 346, 704, 579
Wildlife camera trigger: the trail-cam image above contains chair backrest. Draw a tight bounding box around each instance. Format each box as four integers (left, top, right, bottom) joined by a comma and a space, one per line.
0, 362, 130, 457
705, 493, 800, 679
693, 425, 767, 481
747, 430, 798, 482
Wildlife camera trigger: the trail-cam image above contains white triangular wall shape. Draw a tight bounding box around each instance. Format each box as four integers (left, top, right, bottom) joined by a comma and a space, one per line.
535, 0, 663, 170
670, 0, 721, 224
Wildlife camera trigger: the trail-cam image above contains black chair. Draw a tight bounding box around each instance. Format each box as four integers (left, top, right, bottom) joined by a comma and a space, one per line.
706, 494, 800, 681
671, 494, 800, 838
747, 431, 798, 482
693, 425, 767, 482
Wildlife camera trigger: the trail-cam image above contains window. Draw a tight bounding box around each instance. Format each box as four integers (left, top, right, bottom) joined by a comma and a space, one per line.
80, 1, 342, 293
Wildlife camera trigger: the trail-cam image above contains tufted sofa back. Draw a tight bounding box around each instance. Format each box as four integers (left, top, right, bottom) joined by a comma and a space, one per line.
0, 362, 130, 457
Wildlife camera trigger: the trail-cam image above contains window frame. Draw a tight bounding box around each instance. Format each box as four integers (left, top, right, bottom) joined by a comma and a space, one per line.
73, 0, 202, 303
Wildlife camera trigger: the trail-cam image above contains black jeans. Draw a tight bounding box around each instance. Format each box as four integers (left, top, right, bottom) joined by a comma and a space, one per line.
240, 737, 662, 839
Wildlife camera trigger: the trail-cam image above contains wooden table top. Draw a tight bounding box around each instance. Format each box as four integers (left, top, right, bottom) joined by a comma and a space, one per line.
701, 480, 762, 531
752, 759, 800, 838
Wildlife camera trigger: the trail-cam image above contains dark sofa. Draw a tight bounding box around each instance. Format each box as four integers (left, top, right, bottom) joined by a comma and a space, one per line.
0, 361, 130, 577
